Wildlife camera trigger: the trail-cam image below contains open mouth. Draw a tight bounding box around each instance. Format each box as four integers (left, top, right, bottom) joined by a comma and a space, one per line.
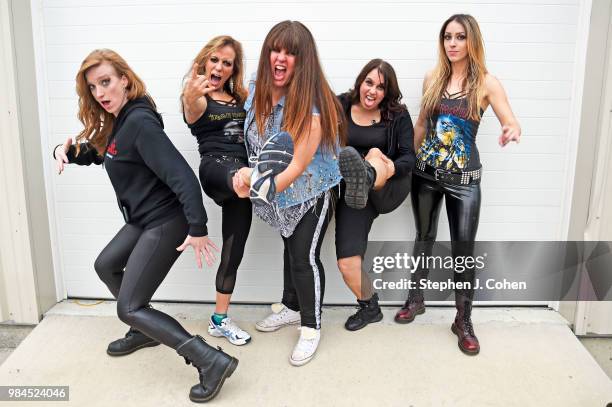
364, 94, 377, 107
209, 74, 222, 87
101, 100, 111, 109
274, 65, 287, 81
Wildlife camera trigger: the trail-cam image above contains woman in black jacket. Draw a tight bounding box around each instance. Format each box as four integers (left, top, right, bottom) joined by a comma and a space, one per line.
53, 49, 236, 403
336, 59, 415, 331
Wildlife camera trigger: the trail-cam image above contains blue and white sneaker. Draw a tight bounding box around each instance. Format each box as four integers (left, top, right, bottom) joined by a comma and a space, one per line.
207, 317, 252, 346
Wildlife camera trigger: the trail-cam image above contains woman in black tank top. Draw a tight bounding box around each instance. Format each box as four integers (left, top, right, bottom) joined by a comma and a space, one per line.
335, 59, 415, 331
182, 36, 252, 347
394, 14, 521, 356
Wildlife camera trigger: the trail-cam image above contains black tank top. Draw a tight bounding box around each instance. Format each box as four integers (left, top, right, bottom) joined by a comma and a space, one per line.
347, 111, 387, 156
417, 93, 482, 172
187, 97, 247, 159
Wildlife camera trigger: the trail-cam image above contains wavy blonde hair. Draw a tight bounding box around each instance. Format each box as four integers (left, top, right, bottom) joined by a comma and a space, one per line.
421, 14, 487, 121
254, 20, 346, 150
75, 49, 152, 153
183, 35, 247, 104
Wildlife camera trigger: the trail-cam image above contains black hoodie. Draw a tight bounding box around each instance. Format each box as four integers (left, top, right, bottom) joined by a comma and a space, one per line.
62, 97, 208, 236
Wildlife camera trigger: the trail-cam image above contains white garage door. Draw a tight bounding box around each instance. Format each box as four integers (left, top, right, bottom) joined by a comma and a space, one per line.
35, 0, 583, 303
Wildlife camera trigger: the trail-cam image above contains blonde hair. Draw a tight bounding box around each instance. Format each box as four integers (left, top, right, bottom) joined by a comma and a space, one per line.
254, 20, 346, 150
75, 49, 152, 153
421, 14, 487, 121
183, 35, 247, 104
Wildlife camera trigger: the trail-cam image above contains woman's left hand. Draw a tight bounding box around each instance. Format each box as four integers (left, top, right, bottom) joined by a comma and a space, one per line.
176, 235, 219, 268
498, 123, 521, 147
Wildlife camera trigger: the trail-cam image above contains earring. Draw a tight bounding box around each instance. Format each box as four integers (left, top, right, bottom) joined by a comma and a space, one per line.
229, 78, 234, 93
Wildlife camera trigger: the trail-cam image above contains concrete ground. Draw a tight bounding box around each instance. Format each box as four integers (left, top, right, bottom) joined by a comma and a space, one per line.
1, 301, 612, 407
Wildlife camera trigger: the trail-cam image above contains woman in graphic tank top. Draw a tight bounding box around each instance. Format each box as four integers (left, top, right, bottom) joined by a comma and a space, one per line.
394, 14, 521, 356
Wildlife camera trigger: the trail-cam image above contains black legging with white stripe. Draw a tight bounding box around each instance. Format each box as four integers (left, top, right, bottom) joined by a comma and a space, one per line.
281, 191, 335, 329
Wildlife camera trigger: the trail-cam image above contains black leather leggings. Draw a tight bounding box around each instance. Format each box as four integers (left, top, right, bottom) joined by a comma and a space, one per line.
94, 213, 193, 349
409, 173, 481, 302
199, 154, 252, 294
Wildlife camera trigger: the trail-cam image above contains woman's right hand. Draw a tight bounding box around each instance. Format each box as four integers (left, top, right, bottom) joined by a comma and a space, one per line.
55, 137, 72, 174
232, 172, 250, 198
184, 64, 212, 101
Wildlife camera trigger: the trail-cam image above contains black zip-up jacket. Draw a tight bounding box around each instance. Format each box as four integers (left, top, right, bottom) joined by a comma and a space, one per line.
338, 93, 416, 177
58, 98, 208, 236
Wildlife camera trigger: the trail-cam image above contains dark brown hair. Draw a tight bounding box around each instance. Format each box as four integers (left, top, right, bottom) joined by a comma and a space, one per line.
347, 58, 406, 121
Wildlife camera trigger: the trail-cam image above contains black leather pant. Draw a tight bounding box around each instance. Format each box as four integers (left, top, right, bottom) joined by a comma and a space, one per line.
409, 172, 481, 302
94, 213, 193, 349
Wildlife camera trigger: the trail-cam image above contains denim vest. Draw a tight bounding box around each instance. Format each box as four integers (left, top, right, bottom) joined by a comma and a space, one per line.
244, 76, 341, 209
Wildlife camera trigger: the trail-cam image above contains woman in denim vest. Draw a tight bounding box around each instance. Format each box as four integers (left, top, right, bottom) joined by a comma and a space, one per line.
233, 20, 347, 366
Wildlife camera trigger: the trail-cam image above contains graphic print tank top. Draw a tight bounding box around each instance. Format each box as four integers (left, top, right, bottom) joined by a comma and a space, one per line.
416, 92, 482, 172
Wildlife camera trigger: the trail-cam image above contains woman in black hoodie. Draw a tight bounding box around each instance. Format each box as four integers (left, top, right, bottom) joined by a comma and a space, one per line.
53, 49, 236, 403
336, 59, 415, 331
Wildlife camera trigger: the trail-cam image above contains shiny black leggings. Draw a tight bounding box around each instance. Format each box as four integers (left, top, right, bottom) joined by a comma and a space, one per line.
409, 173, 481, 302
199, 154, 252, 294
94, 213, 192, 349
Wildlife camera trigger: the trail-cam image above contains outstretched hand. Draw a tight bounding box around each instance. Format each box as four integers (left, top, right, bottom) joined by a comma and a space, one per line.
55, 137, 72, 174
176, 235, 219, 268
498, 124, 521, 147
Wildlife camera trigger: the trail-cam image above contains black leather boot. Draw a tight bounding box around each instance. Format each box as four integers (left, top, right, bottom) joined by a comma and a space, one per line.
106, 327, 160, 356
176, 335, 238, 403
345, 293, 383, 331
339, 146, 376, 209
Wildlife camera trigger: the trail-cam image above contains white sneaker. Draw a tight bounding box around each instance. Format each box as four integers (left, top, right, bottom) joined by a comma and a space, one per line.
255, 303, 300, 332
208, 317, 252, 346
290, 326, 320, 366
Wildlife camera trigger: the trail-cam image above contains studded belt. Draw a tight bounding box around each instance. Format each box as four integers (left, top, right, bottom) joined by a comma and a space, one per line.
415, 160, 482, 185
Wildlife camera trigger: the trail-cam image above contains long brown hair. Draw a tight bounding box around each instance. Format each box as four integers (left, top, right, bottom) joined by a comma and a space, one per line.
347, 58, 406, 122
75, 49, 152, 153
183, 35, 247, 104
421, 14, 487, 121
253, 20, 346, 149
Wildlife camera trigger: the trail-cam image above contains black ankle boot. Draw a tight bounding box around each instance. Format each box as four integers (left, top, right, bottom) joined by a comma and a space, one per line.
106, 327, 160, 356
339, 146, 375, 209
176, 335, 238, 403
345, 293, 383, 331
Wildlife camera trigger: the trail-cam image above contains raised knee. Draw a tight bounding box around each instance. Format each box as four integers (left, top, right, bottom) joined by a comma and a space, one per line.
367, 147, 382, 156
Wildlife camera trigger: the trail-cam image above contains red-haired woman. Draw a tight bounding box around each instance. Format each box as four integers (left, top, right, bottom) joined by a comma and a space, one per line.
53, 49, 237, 402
